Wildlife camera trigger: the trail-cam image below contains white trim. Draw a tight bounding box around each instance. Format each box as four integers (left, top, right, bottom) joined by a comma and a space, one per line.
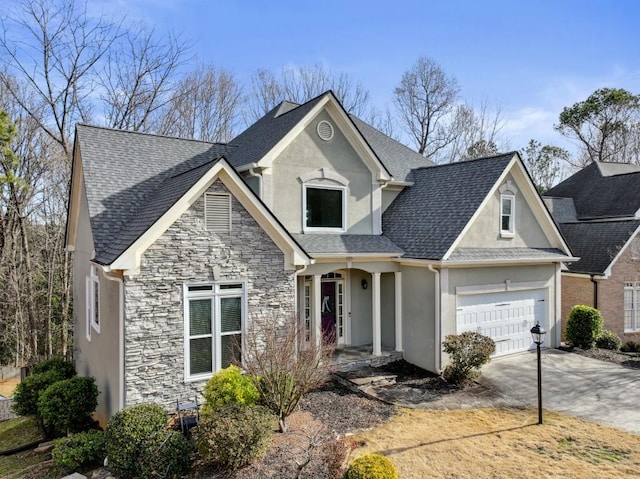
99, 268, 125, 411
500, 194, 515, 237
107, 159, 311, 272
90, 266, 100, 334
313, 274, 322, 347
302, 183, 347, 233
372, 272, 381, 356
603, 226, 640, 278
298, 167, 349, 186
456, 279, 550, 295
245, 93, 391, 182
394, 272, 403, 352
85, 276, 91, 342
442, 154, 574, 260
316, 119, 334, 141
183, 280, 247, 382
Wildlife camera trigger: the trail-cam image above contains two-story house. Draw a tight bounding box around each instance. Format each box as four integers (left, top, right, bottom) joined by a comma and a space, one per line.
66, 91, 574, 425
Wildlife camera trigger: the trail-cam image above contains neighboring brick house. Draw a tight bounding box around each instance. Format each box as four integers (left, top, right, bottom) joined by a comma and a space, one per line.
67, 91, 574, 425
544, 162, 640, 341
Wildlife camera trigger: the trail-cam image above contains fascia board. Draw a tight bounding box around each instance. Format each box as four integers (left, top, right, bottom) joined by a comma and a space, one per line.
65, 139, 83, 251
110, 159, 311, 272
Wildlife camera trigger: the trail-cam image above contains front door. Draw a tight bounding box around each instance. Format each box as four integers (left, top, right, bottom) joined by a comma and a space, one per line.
321, 281, 336, 343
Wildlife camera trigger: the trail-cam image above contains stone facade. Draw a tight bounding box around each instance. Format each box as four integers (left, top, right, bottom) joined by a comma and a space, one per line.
561, 236, 640, 342
123, 180, 296, 408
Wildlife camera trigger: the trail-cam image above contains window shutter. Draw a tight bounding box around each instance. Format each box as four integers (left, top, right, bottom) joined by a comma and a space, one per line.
205, 193, 231, 232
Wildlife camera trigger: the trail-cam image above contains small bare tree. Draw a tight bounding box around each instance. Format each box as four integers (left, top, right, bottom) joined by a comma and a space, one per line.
393, 56, 460, 159
241, 317, 334, 433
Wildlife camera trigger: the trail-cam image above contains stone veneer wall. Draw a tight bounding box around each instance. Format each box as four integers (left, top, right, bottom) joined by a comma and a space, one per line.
123, 180, 296, 408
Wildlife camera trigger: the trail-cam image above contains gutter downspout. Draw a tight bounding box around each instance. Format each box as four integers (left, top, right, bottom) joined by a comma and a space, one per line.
103, 270, 125, 412
428, 265, 441, 373
590, 274, 598, 309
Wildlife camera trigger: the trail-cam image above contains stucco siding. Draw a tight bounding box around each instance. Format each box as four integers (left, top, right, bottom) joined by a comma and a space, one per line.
350, 270, 373, 345
380, 273, 396, 349
73, 185, 120, 427
271, 110, 374, 234
401, 267, 436, 372
457, 173, 552, 249
122, 180, 296, 411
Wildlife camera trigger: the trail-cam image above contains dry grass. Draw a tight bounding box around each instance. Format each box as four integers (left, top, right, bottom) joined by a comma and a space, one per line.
350, 407, 640, 479
0, 378, 19, 398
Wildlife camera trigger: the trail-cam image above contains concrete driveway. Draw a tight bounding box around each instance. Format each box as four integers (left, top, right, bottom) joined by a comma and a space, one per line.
479, 349, 640, 435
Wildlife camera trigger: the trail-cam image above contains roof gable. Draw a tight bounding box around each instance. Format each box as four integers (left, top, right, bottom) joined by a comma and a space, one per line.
545, 162, 640, 219
229, 91, 392, 182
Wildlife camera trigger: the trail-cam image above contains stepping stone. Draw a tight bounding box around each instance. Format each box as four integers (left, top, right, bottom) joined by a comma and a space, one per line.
62, 473, 86, 479
34, 440, 54, 453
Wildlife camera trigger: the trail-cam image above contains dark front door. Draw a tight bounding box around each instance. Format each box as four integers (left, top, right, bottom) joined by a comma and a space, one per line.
321, 281, 336, 344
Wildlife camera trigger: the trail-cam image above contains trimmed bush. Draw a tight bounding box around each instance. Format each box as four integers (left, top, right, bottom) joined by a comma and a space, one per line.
137, 429, 192, 479
32, 357, 76, 378
52, 430, 106, 474
39, 376, 98, 436
105, 404, 188, 479
621, 341, 640, 353
596, 329, 622, 351
565, 305, 603, 349
13, 370, 68, 418
344, 453, 399, 479
192, 403, 276, 470
442, 331, 495, 386
202, 365, 259, 413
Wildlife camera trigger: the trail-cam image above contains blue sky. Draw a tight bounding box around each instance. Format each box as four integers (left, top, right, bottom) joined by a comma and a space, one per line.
91, 0, 640, 156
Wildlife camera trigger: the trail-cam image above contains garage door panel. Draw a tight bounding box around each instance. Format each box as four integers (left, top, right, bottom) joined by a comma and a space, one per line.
456, 289, 547, 357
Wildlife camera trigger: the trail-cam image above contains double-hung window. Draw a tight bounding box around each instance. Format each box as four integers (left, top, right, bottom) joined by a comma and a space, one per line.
303, 184, 346, 232
500, 194, 515, 237
184, 282, 245, 380
624, 282, 640, 332
86, 265, 100, 340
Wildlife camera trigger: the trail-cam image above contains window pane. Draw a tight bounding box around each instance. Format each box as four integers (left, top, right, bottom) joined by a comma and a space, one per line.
190, 337, 212, 374
93, 280, 100, 326
501, 215, 511, 231
220, 297, 241, 332
306, 187, 342, 228
221, 334, 241, 368
502, 198, 512, 215
190, 299, 212, 335
220, 284, 242, 290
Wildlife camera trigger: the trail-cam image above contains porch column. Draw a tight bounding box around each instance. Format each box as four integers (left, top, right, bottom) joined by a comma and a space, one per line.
394, 271, 403, 352
372, 272, 381, 356
313, 274, 322, 347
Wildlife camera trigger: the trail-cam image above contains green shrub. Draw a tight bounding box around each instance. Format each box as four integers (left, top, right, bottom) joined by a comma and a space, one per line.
596, 329, 622, 351
39, 376, 98, 436
192, 403, 276, 470
13, 370, 68, 418
202, 365, 259, 413
52, 430, 106, 474
344, 453, 399, 479
565, 305, 603, 349
621, 341, 640, 353
442, 331, 495, 386
32, 357, 76, 378
137, 429, 192, 479
104, 403, 169, 479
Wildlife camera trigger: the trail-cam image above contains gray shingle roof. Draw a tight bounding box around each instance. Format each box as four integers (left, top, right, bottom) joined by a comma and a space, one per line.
542, 197, 578, 223
291, 234, 403, 256
226, 94, 327, 168
544, 162, 640, 219
76, 125, 233, 264
382, 153, 516, 260
448, 247, 572, 262
558, 220, 640, 274
349, 115, 435, 182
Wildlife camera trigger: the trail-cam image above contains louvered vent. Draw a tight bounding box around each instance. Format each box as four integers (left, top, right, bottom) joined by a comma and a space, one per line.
204, 193, 231, 232
316, 120, 334, 141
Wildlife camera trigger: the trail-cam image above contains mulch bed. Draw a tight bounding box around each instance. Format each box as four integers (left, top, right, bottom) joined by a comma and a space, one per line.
573, 347, 640, 369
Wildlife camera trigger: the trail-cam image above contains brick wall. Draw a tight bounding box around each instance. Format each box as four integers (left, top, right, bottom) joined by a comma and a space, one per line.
561, 236, 640, 342
599, 237, 640, 341
123, 180, 296, 409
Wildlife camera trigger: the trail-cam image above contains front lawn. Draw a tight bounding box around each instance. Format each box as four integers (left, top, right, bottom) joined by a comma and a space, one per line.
351, 407, 640, 479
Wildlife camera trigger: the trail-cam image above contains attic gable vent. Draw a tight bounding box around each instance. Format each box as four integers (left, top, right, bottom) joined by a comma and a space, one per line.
204, 193, 231, 232
316, 120, 334, 141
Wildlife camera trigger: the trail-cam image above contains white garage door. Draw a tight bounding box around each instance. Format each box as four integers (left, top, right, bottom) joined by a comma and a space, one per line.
456, 289, 547, 357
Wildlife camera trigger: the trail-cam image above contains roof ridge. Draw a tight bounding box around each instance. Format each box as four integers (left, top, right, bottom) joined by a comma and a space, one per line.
168, 156, 222, 179
268, 90, 333, 119
76, 123, 232, 147
413, 151, 517, 171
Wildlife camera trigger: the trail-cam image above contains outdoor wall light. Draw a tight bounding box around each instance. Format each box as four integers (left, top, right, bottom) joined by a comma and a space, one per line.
361, 279, 368, 290
530, 321, 546, 425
